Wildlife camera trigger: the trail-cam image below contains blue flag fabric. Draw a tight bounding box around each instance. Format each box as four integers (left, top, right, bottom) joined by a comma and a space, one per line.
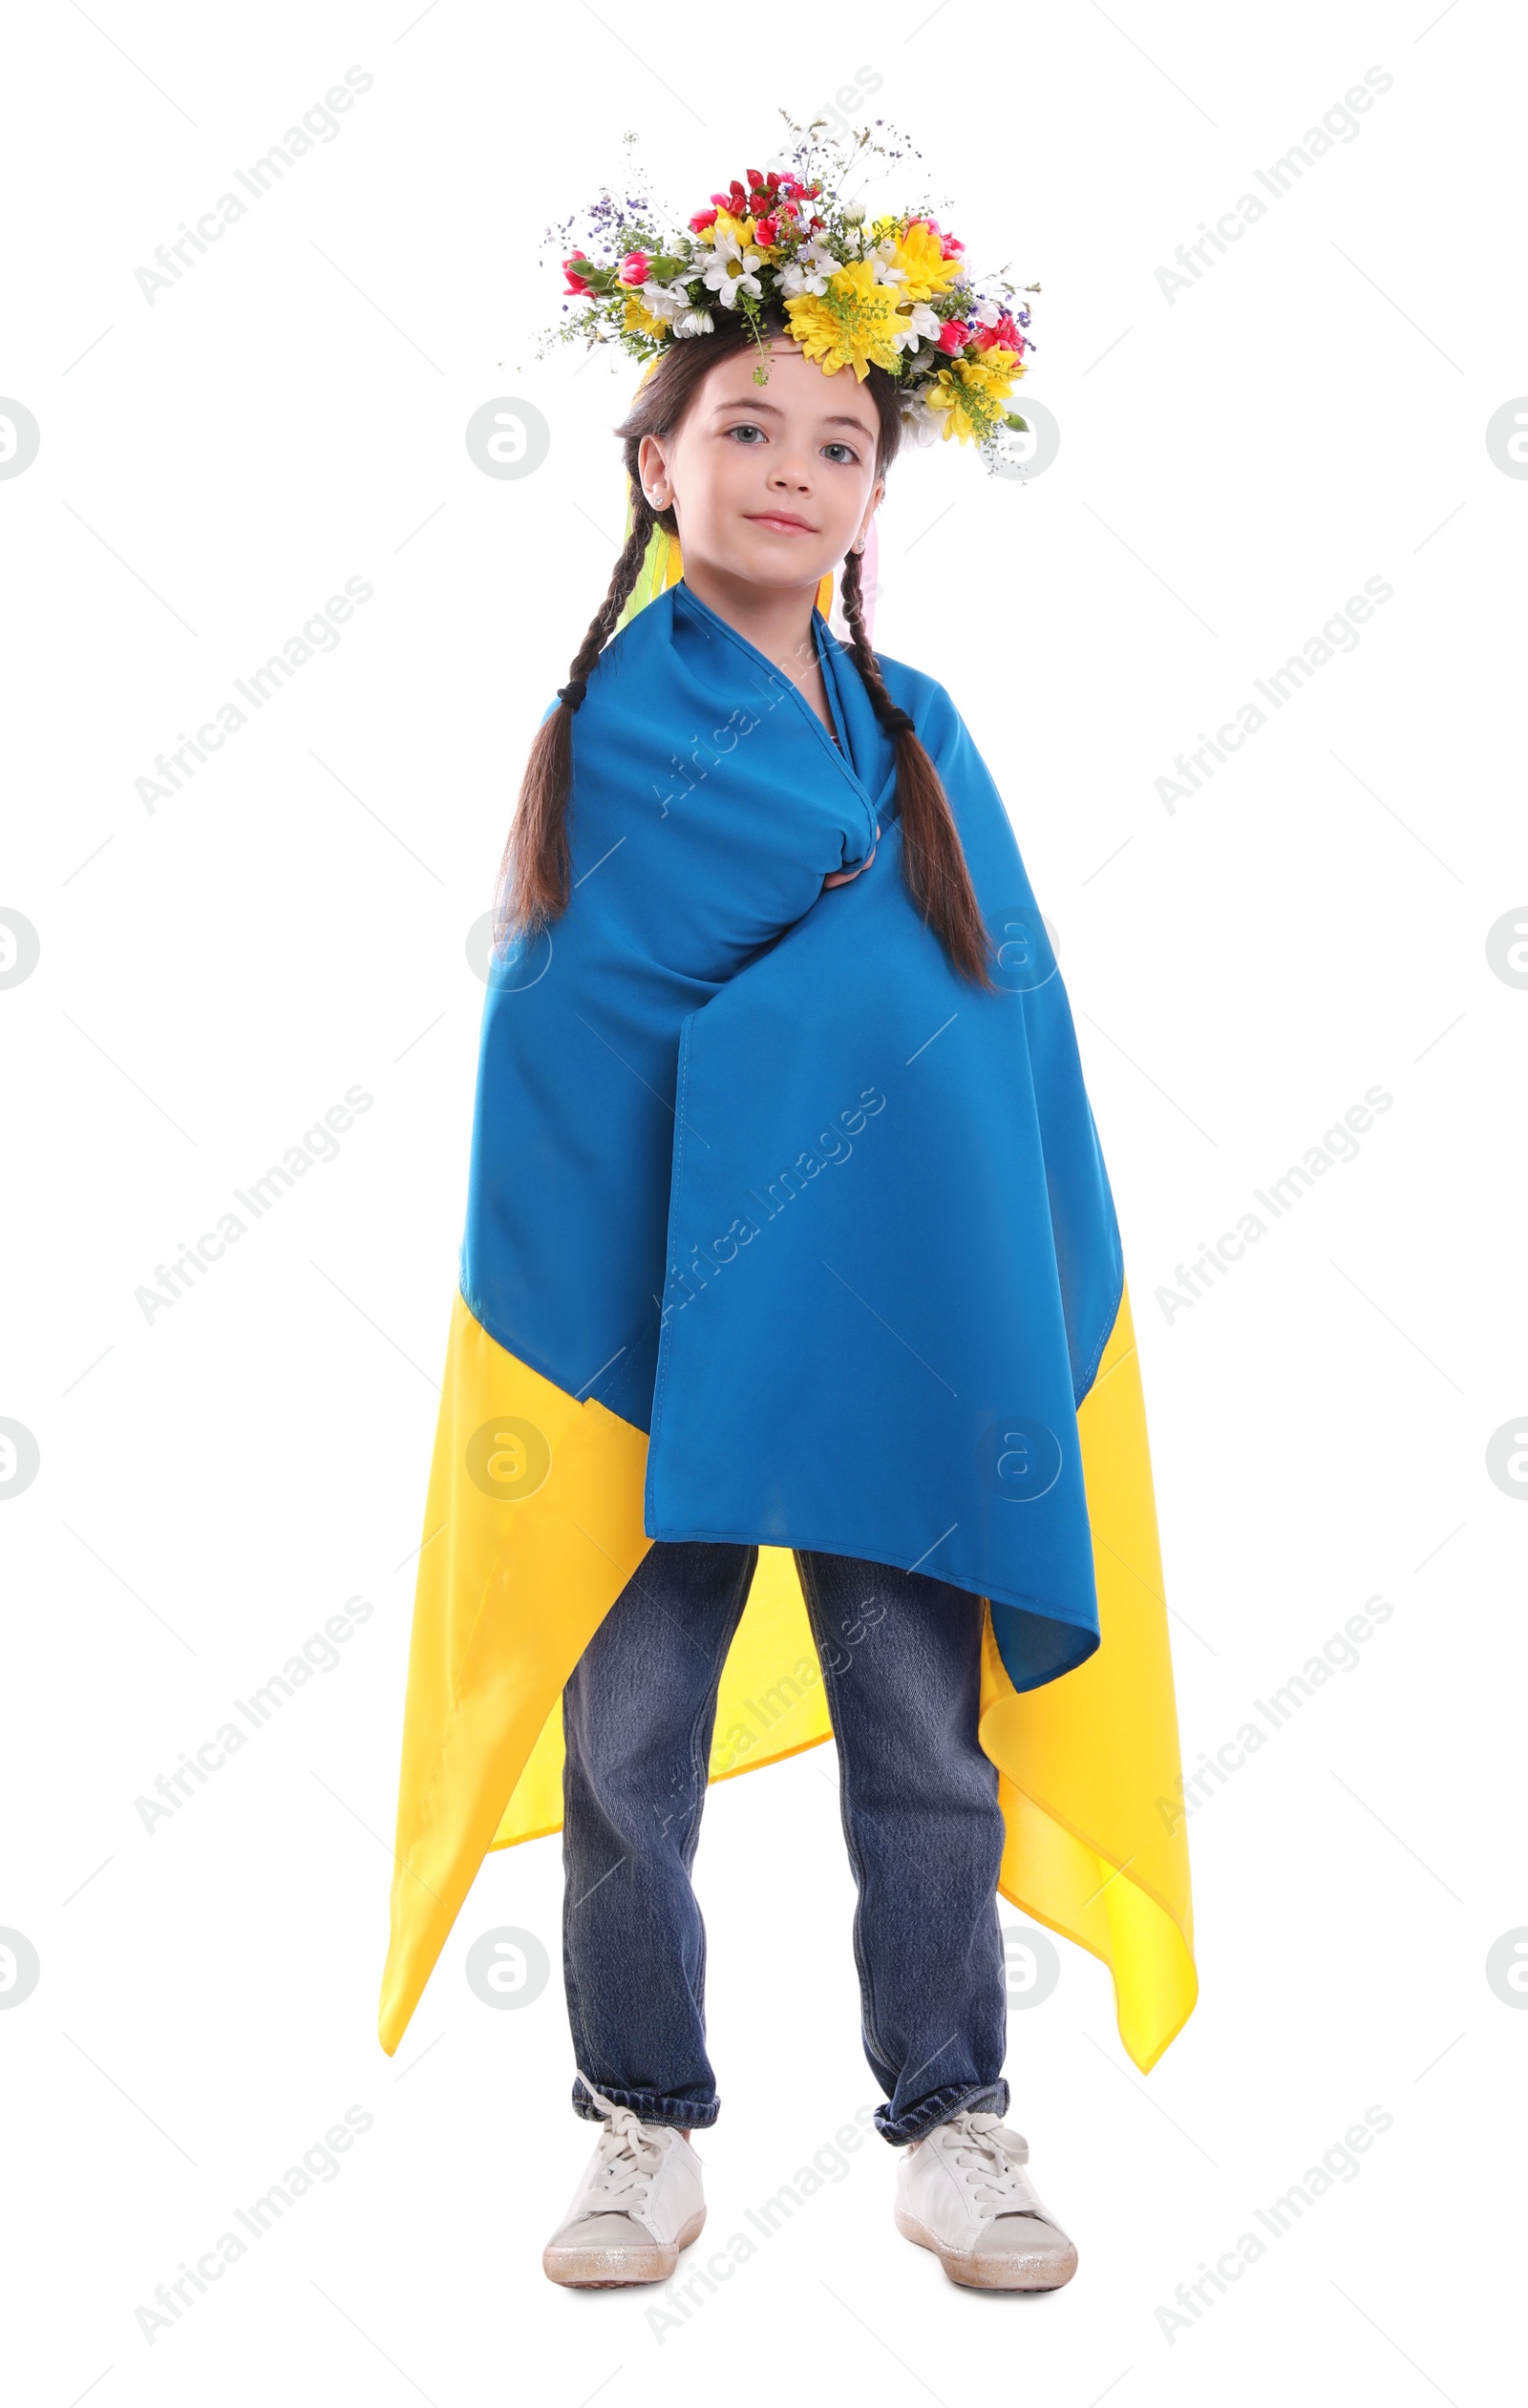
462, 577, 1123, 1693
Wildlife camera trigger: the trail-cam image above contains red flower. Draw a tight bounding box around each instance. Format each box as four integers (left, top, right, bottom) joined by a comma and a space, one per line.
562, 251, 592, 293
975, 313, 1026, 354
937, 319, 971, 353
754, 214, 778, 245
690, 205, 719, 233
618, 250, 651, 285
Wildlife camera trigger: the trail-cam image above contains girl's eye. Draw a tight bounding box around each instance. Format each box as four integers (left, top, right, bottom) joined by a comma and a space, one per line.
724, 424, 860, 465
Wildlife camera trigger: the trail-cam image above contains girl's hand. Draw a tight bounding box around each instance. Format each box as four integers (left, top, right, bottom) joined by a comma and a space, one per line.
823, 824, 880, 890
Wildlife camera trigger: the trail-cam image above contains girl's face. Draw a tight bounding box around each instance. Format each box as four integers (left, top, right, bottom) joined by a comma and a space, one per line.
638, 336, 884, 599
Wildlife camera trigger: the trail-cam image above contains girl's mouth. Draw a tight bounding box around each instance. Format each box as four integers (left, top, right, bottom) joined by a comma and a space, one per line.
745, 513, 817, 536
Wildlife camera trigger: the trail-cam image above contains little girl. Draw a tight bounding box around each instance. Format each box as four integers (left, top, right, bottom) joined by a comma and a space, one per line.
378, 132, 1196, 2298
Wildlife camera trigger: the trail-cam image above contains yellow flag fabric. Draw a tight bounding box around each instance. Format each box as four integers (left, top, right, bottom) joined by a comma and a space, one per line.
378, 1279, 1196, 2071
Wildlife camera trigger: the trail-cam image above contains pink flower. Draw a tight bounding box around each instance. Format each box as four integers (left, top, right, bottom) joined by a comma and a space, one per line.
937, 319, 971, 353
618, 250, 651, 285
690, 206, 719, 234
562, 251, 592, 293
753, 214, 779, 245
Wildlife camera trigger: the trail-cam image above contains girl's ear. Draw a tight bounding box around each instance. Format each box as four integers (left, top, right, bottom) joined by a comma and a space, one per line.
856, 476, 885, 549
637, 431, 670, 509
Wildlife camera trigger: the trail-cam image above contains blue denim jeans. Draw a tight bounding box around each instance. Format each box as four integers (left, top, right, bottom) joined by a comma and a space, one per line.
561, 1540, 1009, 2145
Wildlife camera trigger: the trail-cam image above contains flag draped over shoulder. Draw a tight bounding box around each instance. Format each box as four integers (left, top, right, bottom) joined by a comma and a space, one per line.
378, 561, 1197, 2075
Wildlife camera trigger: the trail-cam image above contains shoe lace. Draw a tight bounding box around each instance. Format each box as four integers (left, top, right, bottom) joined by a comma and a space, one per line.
579, 2087, 666, 2213
940, 2111, 1042, 2218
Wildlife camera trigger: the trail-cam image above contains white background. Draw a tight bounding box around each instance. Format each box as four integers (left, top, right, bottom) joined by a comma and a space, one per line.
3, 3, 1523, 2402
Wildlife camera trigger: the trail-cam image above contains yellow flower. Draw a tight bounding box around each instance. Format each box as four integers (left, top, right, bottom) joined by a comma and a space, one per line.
703, 207, 758, 248
886, 220, 964, 305
622, 287, 670, 342
923, 348, 1026, 443
783, 260, 904, 381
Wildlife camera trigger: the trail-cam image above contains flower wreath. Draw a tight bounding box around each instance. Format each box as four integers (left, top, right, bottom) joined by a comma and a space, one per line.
537, 114, 1038, 467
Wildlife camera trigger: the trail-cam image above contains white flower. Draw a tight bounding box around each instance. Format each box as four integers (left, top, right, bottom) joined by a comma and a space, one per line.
973, 296, 1002, 327
634, 276, 697, 327
775, 239, 840, 299
887, 299, 942, 353
868, 237, 908, 287
673, 305, 715, 337
899, 386, 946, 446
700, 226, 766, 308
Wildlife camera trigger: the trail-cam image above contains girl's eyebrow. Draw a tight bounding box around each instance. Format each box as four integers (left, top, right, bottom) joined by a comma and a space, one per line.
711, 397, 874, 437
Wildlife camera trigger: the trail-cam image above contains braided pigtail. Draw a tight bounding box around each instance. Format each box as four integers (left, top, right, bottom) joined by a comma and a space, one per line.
838, 547, 996, 992
493, 485, 657, 952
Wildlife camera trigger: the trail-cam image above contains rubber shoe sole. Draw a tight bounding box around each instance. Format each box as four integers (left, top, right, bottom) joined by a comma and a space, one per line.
542, 2207, 707, 2289
895, 2203, 1077, 2292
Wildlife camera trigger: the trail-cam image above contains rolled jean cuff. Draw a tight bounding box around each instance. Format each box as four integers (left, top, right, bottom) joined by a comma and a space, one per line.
875, 2076, 1009, 2147
571, 2075, 719, 2129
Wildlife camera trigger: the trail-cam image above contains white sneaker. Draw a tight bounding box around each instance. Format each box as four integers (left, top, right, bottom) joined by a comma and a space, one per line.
541, 2087, 707, 2288
895, 2109, 1078, 2291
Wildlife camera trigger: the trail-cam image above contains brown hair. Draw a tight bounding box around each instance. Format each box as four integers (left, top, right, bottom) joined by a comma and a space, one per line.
495, 314, 996, 988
